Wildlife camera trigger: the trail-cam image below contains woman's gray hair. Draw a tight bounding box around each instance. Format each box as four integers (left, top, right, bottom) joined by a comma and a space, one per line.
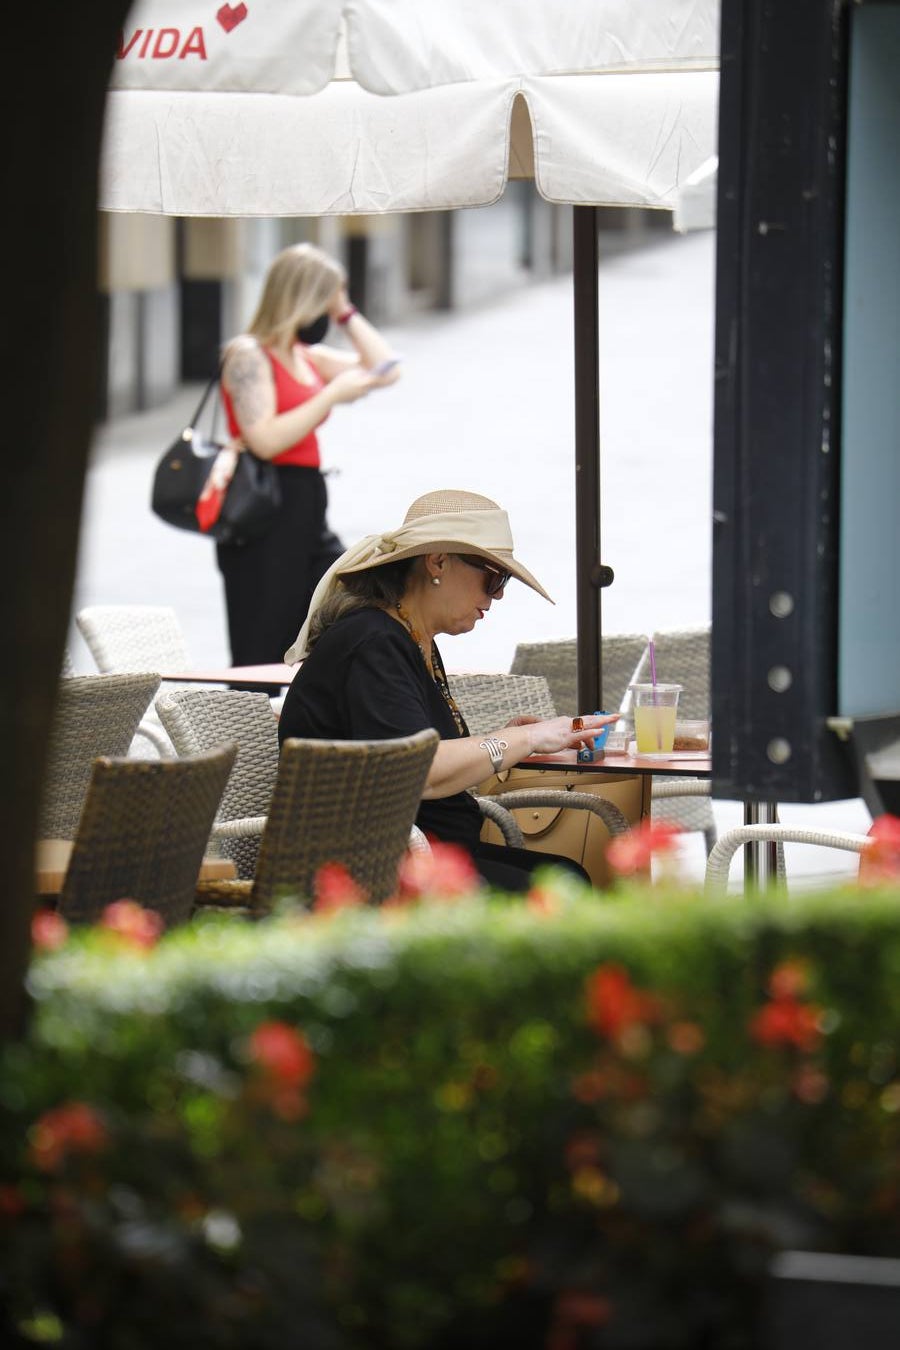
305, 558, 416, 649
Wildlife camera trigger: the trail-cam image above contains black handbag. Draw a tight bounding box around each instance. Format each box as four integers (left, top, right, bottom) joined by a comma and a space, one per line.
151, 375, 282, 546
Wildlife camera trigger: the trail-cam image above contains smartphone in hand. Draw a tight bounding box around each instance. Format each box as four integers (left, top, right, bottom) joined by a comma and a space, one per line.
371, 356, 402, 377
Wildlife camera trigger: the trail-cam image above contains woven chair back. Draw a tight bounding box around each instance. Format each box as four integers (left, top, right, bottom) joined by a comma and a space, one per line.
39, 673, 161, 838
58, 743, 236, 927
253, 728, 439, 907
510, 633, 648, 718
631, 625, 710, 720
76, 604, 191, 674
156, 688, 280, 879
448, 672, 557, 736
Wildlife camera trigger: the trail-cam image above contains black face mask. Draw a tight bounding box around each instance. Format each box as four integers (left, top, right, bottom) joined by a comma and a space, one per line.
296, 313, 329, 346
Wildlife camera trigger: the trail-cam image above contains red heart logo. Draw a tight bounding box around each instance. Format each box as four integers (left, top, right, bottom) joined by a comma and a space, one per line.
217, 2, 248, 34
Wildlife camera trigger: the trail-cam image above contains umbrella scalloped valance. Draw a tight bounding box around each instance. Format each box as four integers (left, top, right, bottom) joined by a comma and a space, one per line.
102, 0, 719, 216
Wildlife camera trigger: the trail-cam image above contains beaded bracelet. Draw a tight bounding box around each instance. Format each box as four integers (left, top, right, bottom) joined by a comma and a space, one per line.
336, 305, 358, 325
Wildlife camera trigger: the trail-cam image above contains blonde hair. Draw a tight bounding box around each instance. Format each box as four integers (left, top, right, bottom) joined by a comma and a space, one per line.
245, 243, 346, 349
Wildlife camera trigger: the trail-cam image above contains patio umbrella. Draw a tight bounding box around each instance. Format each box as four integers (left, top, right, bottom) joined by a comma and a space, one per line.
102, 0, 719, 705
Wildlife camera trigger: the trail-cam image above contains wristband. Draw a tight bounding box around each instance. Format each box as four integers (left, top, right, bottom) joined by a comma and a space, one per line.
478, 736, 509, 773
336, 305, 358, 325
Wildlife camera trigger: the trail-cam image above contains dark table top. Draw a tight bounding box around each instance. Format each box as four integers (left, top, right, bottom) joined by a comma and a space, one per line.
521, 749, 711, 778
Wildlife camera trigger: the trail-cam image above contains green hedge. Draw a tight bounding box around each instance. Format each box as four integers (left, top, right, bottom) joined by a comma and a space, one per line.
3, 880, 900, 1349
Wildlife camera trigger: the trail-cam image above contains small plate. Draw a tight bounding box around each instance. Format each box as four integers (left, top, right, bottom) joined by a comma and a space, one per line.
628, 743, 709, 760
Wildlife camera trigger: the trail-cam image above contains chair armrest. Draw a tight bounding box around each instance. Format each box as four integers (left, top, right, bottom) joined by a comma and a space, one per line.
211, 815, 267, 841
482, 790, 633, 838
704, 825, 871, 894
408, 824, 432, 854
475, 796, 525, 848
193, 878, 262, 918
652, 780, 711, 801
132, 719, 175, 758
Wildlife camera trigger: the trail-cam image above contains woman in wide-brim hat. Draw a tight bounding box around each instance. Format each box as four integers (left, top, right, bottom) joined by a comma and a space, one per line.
279, 489, 614, 893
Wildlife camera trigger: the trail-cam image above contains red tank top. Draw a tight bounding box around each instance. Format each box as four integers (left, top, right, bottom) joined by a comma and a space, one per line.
221, 346, 329, 468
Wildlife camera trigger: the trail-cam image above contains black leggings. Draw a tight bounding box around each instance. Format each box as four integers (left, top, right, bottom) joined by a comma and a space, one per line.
216, 466, 342, 667
469, 841, 590, 893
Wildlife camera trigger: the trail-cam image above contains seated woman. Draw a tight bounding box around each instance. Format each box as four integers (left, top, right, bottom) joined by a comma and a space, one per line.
278, 489, 614, 893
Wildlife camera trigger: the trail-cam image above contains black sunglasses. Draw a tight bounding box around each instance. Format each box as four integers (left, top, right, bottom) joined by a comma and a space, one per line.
458, 555, 512, 597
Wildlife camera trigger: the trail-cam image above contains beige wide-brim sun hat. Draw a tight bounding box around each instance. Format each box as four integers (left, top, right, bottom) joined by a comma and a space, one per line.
337, 489, 552, 599
285, 489, 552, 663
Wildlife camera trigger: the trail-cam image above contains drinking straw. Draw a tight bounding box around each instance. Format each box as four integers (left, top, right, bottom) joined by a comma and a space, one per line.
647, 634, 662, 749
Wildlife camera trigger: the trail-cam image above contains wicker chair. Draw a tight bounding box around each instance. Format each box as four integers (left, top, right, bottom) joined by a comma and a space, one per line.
57, 743, 237, 927
39, 673, 162, 839
75, 604, 194, 757
195, 729, 440, 911
704, 824, 869, 895
155, 687, 280, 880
509, 633, 648, 719
157, 686, 523, 868
61, 648, 76, 678
448, 672, 557, 734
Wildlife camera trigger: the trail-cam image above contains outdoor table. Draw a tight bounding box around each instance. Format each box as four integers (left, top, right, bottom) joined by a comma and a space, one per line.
35, 839, 236, 896
160, 664, 297, 688
522, 750, 783, 887
520, 748, 712, 820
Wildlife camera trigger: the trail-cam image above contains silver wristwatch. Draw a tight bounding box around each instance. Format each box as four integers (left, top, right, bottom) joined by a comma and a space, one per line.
478, 736, 509, 772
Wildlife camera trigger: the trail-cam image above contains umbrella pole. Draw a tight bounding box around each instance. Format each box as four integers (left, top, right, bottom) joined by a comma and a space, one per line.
573, 206, 607, 713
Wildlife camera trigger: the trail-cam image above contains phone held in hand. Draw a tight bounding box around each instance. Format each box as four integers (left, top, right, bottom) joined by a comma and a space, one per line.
372, 356, 402, 377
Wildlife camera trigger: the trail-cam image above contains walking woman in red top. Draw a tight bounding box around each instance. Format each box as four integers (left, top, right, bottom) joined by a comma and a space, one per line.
218, 242, 400, 671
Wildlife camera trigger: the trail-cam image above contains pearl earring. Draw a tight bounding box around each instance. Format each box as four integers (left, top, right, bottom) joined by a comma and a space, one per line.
432, 576, 441, 586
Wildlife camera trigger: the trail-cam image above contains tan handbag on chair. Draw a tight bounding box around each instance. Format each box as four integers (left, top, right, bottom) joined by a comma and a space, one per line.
476, 764, 648, 889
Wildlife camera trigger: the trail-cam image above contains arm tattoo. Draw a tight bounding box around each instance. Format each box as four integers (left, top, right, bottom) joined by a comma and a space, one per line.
223, 341, 273, 430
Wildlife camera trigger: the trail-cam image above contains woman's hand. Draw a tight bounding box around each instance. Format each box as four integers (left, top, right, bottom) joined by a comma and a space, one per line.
525, 713, 618, 756
423, 713, 618, 799
325, 367, 379, 406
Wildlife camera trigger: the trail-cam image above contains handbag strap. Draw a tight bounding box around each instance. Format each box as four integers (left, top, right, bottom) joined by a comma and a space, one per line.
187, 372, 223, 438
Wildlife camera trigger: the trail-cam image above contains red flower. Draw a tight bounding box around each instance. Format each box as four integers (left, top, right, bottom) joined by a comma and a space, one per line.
749, 995, 822, 1052
666, 1020, 706, 1055
100, 900, 164, 949
548, 1290, 613, 1350
31, 910, 69, 952
527, 884, 561, 915
606, 819, 681, 877
28, 1102, 108, 1173
247, 1021, 315, 1088
768, 959, 811, 1000
585, 963, 659, 1040
395, 841, 481, 901
858, 814, 900, 886
312, 862, 367, 912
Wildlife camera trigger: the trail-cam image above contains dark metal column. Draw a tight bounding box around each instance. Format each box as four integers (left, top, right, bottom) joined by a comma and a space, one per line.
712, 0, 851, 803
573, 206, 607, 713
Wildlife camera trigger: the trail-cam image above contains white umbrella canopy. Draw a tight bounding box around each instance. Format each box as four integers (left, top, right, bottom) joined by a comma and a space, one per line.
103, 0, 719, 216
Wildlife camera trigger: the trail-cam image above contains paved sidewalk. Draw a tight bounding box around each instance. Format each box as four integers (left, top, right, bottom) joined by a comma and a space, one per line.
72, 229, 871, 889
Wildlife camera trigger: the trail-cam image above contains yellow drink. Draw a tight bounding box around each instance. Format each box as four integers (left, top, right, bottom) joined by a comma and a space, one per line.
634, 704, 677, 754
